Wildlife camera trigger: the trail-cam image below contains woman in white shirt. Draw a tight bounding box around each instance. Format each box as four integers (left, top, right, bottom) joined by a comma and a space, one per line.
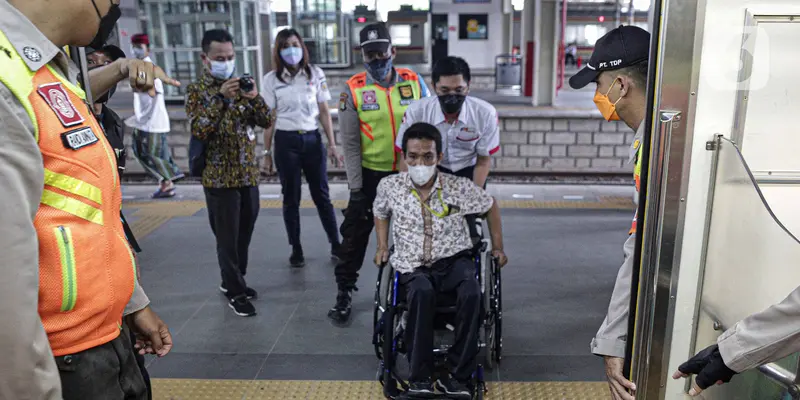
261, 28, 343, 267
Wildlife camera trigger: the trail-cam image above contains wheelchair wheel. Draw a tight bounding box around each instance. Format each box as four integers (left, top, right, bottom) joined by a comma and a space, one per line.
481, 247, 499, 370
475, 381, 486, 400
493, 256, 503, 362
374, 264, 393, 360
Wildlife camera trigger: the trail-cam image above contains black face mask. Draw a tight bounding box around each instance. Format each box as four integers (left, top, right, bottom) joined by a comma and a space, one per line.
438, 94, 466, 115
88, 0, 121, 49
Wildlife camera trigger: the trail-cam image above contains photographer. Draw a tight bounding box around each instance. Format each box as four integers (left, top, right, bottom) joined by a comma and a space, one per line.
185, 29, 272, 317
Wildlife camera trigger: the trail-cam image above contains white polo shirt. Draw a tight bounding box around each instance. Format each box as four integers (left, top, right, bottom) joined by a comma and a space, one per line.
260, 65, 331, 132
396, 96, 501, 172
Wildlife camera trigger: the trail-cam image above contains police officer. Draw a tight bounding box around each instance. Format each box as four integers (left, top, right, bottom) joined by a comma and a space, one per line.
328, 22, 431, 324
0, 0, 179, 398
568, 25, 650, 400
673, 285, 800, 396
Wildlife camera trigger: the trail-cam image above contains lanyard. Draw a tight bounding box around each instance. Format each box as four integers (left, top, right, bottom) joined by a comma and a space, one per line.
412, 188, 450, 218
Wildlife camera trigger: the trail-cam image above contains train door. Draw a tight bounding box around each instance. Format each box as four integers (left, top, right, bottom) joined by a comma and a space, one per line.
431, 14, 448, 67
627, 0, 800, 398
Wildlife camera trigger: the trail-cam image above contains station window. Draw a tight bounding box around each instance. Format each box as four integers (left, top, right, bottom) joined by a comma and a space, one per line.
389, 25, 412, 46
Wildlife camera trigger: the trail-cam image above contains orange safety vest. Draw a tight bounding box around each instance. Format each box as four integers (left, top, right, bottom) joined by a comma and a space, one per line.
346, 67, 423, 172
629, 138, 642, 235
0, 31, 136, 356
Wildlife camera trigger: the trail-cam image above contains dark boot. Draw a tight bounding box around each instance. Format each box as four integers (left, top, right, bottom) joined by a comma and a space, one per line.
327, 287, 353, 324
290, 245, 305, 268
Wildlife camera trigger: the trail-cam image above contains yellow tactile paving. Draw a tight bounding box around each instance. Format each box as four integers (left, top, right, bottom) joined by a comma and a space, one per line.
150, 379, 609, 400
123, 197, 634, 242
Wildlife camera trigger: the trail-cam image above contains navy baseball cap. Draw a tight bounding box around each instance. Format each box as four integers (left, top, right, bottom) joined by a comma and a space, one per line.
359, 22, 391, 54
569, 25, 650, 89
85, 44, 126, 61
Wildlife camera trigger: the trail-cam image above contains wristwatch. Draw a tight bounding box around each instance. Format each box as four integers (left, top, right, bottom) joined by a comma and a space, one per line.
262, 149, 272, 156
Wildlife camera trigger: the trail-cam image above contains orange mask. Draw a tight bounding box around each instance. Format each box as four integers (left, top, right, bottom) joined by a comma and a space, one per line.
593, 79, 622, 121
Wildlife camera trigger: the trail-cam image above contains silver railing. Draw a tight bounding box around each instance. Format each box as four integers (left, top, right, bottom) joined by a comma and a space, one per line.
711, 316, 800, 399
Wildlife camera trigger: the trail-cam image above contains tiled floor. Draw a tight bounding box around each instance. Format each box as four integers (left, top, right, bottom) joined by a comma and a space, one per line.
128, 201, 632, 387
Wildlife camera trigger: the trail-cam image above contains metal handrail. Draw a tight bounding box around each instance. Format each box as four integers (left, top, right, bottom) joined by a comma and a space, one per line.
711, 316, 800, 398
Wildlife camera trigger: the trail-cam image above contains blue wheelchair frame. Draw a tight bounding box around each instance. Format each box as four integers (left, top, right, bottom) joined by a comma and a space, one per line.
373, 218, 503, 400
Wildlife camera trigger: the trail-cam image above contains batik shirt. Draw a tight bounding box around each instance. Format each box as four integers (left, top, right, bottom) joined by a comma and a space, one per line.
185, 71, 272, 188
373, 172, 494, 274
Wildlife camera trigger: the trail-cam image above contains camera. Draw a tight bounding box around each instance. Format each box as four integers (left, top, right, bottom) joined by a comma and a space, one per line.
239, 73, 254, 93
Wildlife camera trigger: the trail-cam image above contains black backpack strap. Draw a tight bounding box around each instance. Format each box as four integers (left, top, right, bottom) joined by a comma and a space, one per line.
120, 211, 142, 253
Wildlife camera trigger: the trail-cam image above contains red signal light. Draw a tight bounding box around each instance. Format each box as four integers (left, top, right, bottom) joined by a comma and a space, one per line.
357, 17, 366, 23
598, 16, 605, 22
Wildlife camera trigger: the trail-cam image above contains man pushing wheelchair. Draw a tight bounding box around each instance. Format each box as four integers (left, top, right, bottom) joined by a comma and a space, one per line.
373, 122, 508, 399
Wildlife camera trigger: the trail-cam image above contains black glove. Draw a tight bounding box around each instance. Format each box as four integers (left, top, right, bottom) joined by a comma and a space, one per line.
678, 344, 738, 391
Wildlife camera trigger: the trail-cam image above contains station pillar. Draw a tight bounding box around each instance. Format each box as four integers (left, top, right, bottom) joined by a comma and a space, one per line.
521, 0, 558, 106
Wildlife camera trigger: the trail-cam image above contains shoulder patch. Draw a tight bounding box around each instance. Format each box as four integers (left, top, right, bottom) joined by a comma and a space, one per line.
339, 92, 348, 112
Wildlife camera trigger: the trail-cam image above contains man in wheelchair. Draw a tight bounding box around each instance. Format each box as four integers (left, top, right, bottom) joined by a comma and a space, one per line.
373, 122, 508, 398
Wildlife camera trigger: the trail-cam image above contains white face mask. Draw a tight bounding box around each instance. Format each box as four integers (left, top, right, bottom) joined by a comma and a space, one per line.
132, 48, 147, 60
209, 59, 235, 80
408, 164, 437, 186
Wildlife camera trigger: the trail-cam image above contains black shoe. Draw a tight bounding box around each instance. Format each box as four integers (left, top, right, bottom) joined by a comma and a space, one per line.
228, 295, 256, 317
434, 375, 472, 399
407, 380, 435, 398
290, 246, 305, 267
327, 288, 353, 324
219, 284, 257, 300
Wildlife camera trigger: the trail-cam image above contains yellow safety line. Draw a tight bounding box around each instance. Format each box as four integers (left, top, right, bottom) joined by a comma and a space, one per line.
150, 379, 609, 400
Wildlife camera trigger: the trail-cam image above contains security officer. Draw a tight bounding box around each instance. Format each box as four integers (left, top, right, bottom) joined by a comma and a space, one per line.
328, 22, 431, 324
0, 0, 179, 398
568, 25, 650, 400
672, 286, 800, 396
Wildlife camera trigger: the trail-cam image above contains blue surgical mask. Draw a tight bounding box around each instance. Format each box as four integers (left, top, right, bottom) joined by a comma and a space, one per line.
365, 58, 393, 81
209, 60, 236, 80
280, 47, 303, 66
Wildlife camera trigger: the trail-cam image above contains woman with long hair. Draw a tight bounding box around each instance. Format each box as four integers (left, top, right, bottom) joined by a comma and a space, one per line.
260, 28, 343, 267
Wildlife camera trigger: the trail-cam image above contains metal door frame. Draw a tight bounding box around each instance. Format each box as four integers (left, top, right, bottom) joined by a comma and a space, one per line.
625, 0, 706, 398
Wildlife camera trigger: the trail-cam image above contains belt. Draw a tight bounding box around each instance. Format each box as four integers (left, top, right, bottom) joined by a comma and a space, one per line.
277, 129, 318, 135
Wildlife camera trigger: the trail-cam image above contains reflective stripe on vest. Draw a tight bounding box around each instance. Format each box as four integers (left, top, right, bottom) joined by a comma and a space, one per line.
348, 68, 423, 172
629, 143, 643, 235
0, 30, 136, 356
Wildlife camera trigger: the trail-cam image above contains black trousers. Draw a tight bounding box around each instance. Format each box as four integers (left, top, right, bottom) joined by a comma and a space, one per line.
334, 168, 396, 290
56, 325, 147, 400
401, 253, 481, 383
204, 186, 260, 298
129, 329, 152, 399
274, 129, 339, 247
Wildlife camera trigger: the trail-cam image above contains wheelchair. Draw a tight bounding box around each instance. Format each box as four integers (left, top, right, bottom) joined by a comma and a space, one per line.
372, 217, 503, 400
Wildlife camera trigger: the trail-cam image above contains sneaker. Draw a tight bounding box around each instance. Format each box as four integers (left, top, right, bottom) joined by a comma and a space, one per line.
434, 375, 472, 399
407, 380, 435, 398
219, 284, 257, 300
290, 246, 305, 268
228, 295, 256, 317
327, 288, 353, 324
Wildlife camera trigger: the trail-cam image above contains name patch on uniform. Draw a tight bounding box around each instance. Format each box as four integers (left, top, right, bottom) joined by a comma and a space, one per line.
61, 127, 99, 150
398, 85, 415, 105
37, 83, 84, 127
361, 90, 380, 111
398, 85, 414, 100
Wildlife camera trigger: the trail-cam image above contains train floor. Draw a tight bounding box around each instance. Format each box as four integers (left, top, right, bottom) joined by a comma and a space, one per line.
123, 183, 635, 399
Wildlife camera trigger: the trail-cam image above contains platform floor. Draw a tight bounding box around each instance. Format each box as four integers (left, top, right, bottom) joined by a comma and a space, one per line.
125, 183, 633, 399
